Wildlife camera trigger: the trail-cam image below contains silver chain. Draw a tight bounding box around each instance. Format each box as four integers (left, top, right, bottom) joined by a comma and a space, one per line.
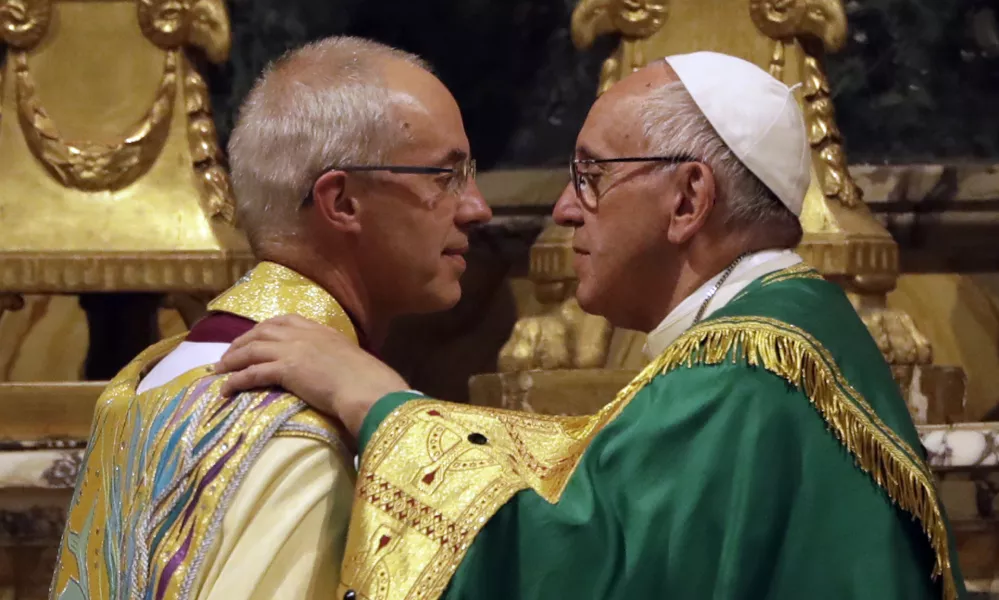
692, 253, 749, 325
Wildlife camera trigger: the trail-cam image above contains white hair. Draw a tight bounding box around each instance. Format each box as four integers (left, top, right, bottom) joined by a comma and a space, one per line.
638, 81, 802, 246
228, 36, 431, 250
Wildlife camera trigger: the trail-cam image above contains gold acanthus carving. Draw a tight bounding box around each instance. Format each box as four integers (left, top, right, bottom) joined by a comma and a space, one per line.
500, 296, 613, 372
498, 222, 615, 372
14, 50, 178, 191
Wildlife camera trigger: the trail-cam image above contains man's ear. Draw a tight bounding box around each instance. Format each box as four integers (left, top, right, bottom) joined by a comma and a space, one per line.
665, 162, 716, 245
312, 170, 361, 233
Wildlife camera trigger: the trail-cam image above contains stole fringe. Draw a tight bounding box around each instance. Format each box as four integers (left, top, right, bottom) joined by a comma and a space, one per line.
618, 318, 957, 600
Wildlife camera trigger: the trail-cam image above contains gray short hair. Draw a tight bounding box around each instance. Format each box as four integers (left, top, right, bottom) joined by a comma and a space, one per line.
228, 36, 431, 250
638, 81, 803, 247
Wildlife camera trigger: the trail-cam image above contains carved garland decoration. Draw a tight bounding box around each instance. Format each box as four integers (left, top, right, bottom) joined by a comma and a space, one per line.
0, 0, 234, 220
14, 50, 177, 191
185, 67, 235, 221
749, 0, 862, 208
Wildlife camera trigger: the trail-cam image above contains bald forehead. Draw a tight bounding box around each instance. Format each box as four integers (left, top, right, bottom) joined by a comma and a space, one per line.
611, 61, 680, 97
381, 60, 468, 161
578, 63, 683, 156
380, 60, 461, 124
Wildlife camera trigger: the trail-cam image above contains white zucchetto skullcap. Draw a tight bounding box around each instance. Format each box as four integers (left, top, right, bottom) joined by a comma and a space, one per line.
662, 51, 811, 216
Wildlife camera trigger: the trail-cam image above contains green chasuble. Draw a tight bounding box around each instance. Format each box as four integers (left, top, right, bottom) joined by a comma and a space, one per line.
337, 264, 965, 600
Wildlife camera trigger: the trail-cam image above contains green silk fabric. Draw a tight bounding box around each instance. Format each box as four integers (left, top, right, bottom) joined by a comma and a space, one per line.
361, 271, 965, 599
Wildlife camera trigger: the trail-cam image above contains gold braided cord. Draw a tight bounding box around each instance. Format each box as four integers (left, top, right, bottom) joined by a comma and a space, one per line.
760, 263, 826, 287
644, 316, 956, 600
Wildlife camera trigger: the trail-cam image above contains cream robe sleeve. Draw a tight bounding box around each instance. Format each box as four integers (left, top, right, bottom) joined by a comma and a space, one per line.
194, 437, 356, 600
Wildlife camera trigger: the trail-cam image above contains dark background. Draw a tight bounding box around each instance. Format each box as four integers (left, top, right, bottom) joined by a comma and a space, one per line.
205, 0, 999, 169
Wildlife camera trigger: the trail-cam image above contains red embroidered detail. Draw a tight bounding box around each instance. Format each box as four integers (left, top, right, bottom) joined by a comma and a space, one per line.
427, 410, 442, 417
359, 474, 459, 543
378, 535, 392, 550
422, 470, 437, 484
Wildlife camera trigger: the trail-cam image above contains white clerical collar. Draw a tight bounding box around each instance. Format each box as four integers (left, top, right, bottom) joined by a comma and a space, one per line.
643, 249, 803, 359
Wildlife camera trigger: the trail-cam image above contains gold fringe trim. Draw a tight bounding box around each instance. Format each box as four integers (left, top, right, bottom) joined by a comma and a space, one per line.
760, 263, 825, 287
641, 316, 957, 600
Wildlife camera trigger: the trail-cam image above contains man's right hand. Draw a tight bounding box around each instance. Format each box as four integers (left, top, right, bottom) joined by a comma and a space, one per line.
214, 315, 409, 438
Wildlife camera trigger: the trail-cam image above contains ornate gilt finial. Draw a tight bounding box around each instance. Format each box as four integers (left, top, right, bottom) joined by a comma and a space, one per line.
748, 0, 847, 51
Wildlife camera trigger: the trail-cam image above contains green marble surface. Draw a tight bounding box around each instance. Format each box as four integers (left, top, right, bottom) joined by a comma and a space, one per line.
205, 0, 999, 168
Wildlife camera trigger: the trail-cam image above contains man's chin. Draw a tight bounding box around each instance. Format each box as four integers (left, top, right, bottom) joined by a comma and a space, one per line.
413, 283, 461, 314
574, 284, 602, 316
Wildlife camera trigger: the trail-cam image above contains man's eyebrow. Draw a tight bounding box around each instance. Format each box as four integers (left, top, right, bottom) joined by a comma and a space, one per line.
432, 148, 468, 167
574, 145, 600, 161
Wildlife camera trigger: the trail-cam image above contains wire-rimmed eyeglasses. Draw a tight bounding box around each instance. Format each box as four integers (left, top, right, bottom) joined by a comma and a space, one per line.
303, 156, 477, 206
570, 154, 698, 210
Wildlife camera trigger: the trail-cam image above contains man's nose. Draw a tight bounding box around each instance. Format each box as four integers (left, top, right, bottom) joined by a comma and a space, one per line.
457, 180, 492, 225
552, 183, 583, 227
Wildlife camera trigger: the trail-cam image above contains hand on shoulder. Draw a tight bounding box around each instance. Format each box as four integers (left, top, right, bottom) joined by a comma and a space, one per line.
214, 315, 408, 437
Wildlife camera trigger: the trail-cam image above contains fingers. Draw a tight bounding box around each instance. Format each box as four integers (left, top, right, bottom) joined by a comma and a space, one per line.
214, 341, 284, 374
228, 315, 306, 350
219, 363, 285, 396
227, 315, 343, 352
261, 314, 313, 328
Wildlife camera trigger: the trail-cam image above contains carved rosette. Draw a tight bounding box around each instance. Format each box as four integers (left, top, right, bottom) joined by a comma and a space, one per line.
571, 0, 670, 94
0, 0, 234, 220
40, 450, 84, 487
0, 0, 49, 48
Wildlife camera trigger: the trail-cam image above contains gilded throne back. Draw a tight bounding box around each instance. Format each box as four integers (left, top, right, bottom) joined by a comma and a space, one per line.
0, 0, 247, 268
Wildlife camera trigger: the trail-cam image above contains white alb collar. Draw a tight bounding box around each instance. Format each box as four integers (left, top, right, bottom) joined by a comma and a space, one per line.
643, 250, 803, 359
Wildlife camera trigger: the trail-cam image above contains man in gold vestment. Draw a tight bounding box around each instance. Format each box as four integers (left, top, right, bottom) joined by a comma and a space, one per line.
50, 37, 490, 600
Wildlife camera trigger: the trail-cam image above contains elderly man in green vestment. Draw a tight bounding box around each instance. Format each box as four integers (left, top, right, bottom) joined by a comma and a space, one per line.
216, 52, 965, 599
